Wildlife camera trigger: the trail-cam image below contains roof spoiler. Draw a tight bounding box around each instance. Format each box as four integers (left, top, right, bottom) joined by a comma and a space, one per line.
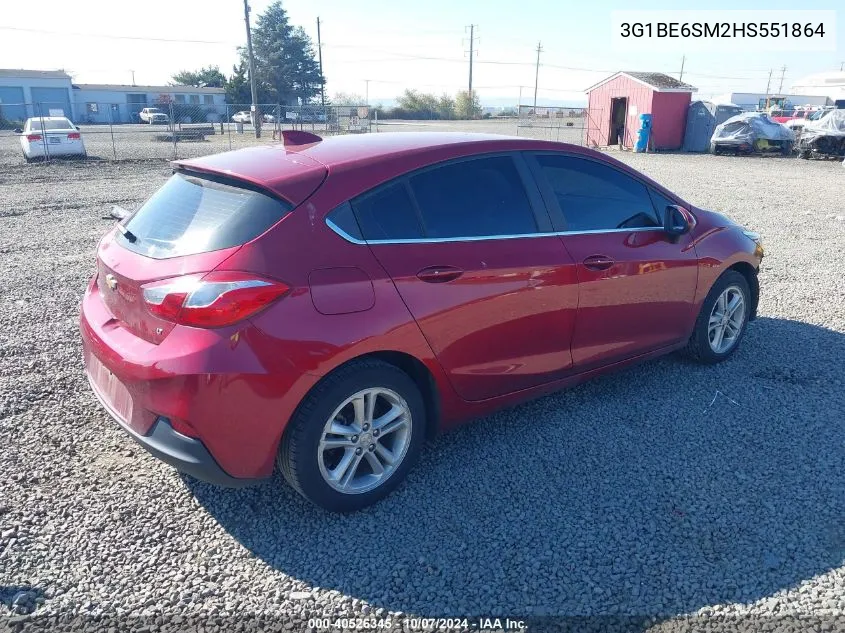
281, 130, 323, 146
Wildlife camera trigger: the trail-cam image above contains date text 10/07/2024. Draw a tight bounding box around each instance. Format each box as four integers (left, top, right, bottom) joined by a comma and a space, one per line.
307, 617, 528, 631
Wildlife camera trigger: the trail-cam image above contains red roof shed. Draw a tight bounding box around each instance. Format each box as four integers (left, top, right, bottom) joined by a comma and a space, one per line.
585, 72, 697, 150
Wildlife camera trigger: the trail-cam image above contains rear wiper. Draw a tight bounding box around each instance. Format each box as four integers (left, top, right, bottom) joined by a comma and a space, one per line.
109, 205, 138, 243
116, 222, 137, 243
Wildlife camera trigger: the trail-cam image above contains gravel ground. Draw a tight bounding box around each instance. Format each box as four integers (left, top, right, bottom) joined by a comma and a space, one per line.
0, 134, 843, 633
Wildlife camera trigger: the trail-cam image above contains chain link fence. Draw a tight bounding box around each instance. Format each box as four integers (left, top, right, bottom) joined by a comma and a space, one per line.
516, 106, 602, 146
0, 102, 371, 165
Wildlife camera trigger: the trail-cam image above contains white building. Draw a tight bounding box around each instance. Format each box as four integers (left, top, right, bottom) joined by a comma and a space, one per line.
74, 84, 227, 123
710, 91, 831, 110
0, 69, 74, 122
0, 68, 227, 124
790, 71, 845, 103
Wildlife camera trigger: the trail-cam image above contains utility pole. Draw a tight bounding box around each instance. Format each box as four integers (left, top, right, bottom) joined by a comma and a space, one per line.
364, 79, 369, 106
679, 56, 685, 82
778, 65, 787, 94
765, 69, 773, 96
533, 42, 543, 110
317, 17, 325, 107
464, 25, 478, 97
841, 61, 844, 71
243, 0, 260, 138
130, 70, 135, 86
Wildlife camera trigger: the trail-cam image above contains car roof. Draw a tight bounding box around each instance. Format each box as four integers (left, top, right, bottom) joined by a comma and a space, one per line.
177, 132, 685, 209
26, 116, 71, 121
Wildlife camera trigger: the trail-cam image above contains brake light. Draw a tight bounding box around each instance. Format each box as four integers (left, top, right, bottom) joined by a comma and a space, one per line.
26, 134, 42, 141
141, 271, 289, 328
68, 132, 81, 140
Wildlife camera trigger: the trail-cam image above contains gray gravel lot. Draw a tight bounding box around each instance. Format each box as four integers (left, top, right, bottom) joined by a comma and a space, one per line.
0, 132, 843, 632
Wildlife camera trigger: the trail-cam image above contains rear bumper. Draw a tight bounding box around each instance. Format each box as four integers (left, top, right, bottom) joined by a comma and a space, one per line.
79, 273, 320, 481
87, 369, 257, 487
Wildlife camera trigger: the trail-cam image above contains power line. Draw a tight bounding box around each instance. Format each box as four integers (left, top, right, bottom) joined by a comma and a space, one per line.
0, 25, 237, 45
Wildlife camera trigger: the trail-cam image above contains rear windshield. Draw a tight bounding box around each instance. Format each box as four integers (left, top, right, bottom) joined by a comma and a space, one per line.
29, 119, 74, 131
117, 172, 292, 259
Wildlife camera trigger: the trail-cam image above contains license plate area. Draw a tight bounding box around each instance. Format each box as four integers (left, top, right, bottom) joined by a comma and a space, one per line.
48, 136, 61, 144
86, 354, 134, 424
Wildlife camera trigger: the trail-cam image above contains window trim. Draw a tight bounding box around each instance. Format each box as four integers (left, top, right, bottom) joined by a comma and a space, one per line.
523, 151, 686, 232
347, 152, 552, 243
326, 221, 663, 246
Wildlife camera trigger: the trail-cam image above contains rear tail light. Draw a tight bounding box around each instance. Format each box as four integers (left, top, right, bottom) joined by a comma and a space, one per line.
26, 134, 42, 141
141, 271, 289, 328
68, 132, 81, 140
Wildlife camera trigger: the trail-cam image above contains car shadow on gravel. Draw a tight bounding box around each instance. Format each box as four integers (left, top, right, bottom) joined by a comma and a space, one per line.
186, 317, 845, 618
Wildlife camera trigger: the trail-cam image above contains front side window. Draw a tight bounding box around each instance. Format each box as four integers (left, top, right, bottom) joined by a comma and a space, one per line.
408, 156, 537, 238
534, 154, 659, 231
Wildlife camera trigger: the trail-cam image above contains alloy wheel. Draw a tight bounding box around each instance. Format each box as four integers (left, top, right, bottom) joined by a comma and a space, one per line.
708, 285, 746, 354
317, 388, 413, 494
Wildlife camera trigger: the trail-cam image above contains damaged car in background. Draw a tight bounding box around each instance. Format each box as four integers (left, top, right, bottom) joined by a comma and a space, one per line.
710, 112, 794, 156
795, 109, 845, 160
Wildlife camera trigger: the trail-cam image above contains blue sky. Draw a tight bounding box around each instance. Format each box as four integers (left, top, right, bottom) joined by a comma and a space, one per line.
1, 0, 842, 106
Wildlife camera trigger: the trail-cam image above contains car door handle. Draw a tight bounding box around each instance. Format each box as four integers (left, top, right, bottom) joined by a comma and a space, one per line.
582, 255, 615, 271
417, 266, 464, 283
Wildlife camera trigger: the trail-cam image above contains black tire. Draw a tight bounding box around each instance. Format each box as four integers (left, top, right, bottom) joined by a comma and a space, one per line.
278, 359, 425, 512
684, 270, 752, 364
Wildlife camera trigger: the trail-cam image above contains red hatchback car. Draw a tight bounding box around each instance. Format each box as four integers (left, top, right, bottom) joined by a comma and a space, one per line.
80, 132, 763, 511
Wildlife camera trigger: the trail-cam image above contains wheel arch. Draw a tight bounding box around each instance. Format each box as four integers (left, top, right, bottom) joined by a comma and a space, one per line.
726, 261, 759, 320
287, 350, 442, 443
356, 350, 441, 441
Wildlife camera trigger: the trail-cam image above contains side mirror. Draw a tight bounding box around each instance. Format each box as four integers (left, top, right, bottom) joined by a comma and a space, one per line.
13, 128, 22, 134
663, 205, 690, 237
76, 126, 81, 131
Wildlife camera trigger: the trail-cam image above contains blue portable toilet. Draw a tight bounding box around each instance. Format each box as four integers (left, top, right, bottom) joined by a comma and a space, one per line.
634, 113, 652, 152
683, 101, 744, 152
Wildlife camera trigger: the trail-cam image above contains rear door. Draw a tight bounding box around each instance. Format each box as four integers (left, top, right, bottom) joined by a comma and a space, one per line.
349, 153, 579, 402
526, 152, 698, 370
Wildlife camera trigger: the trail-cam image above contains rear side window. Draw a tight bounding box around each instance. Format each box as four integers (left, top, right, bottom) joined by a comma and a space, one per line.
352, 181, 423, 240
408, 156, 537, 238
535, 154, 659, 231
117, 172, 292, 259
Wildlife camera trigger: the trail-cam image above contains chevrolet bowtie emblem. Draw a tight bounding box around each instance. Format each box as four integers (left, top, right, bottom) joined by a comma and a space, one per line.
105, 274, 118, 291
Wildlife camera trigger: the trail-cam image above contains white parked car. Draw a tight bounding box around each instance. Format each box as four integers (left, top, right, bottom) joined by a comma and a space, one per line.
17, 117, 86, 162
231, 110, 275, 124
138, 107, 169, 124
231, 110, 252, 123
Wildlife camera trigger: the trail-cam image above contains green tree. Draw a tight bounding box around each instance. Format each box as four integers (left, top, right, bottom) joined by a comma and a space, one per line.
171, 65, 226, 87
225, 61, 251, 105
437, 93, 455, 120
248, 1, 324, 105
455, 90, 482, 119
397, 90, 440, 118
